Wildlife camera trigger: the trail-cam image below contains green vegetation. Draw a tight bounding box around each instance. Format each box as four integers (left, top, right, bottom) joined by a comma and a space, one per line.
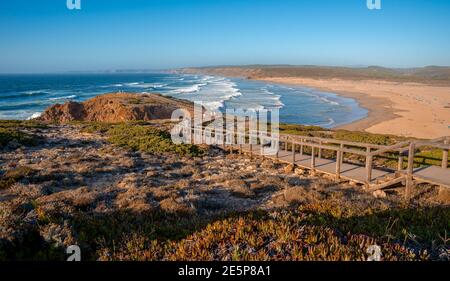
127, 98, 143, 105
0, 120, 45, 148
0, 166, 35, 190
0, 128, 37, 148
0, 120, 47, 129
108, 124, 205, 157
85, 204, 448, 261
334, 130, 401, 146
81, 122, 206, 157
5, 200, 445, 261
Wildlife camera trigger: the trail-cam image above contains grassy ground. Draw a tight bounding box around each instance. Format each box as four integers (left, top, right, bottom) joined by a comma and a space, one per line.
61, 203, 450, 261
79, 121, 207, 157
0, 120, 45, 148
0, 120, 448, 261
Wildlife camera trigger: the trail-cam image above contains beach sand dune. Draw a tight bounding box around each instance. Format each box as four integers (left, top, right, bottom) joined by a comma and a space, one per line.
184, 66, 450, 139
261, 77, 450, 139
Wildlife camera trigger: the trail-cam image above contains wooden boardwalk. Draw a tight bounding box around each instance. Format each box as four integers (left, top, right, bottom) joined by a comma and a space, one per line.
234, 144, 395, 185
223, 133, 450, 200
191, 126, 450, 200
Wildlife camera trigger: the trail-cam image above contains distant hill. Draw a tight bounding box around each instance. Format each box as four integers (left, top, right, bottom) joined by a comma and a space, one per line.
182, 65, 450, 85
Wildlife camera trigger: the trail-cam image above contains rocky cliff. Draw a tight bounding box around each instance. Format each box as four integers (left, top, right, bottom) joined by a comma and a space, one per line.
38, 93, 194, 123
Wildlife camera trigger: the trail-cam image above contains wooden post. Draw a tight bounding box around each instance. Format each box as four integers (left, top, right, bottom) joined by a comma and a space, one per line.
405, 142, 416, 201
398, 152, 404, 171
311, 146, 316, 170
336, 147, 341, 179
276, 141, 279, 159
249, 143, 253, 158
300, 141, 304, 156
365, 147, 372, 185
292, 143, 296, 163
318, 141, 322, 159
340, 143, 344, 166
442, 140, 449, 169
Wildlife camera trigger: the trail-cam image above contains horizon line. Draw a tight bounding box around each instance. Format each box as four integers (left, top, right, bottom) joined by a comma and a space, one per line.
1, 64, 450, 75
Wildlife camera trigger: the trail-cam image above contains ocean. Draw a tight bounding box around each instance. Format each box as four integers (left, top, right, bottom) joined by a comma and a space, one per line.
0, 73, 367, 128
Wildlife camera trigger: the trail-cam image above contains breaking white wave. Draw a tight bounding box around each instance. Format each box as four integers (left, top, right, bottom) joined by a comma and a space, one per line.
130, 82, 167, 89
318, 118, 336, 127
125, 82, 140, 86
169, 83, 207, 94
27, 112, 42, 120
49, 95, 77, 101
318, 96, 340, 106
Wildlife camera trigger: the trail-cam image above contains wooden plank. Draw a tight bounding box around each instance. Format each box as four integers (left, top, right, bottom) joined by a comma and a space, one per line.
318, 141, 322, 159
405, 142, 416, 201
398, 155, 404, 171
443, 140, 449, 169
336, 149, 341, 179
366, 147, 372, 184
292, 143, 296, 163
413, 166, 450, 188
232, 132, 449, 191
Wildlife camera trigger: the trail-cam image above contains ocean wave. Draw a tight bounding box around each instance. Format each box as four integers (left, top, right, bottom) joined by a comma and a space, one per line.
27, 112, 42, 120
0, 90, 49, 100
259, 88, 285, 108
170, 83, 206, 94
125, 82, 140, 86
124, 82, 168, 89
318, 96, 340, 106
319, 118, 336, 128
101, 83, 124, 88
49, 95, 77, 101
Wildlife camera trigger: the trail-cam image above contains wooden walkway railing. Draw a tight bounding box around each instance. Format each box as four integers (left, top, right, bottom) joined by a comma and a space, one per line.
188, 126, 450, 200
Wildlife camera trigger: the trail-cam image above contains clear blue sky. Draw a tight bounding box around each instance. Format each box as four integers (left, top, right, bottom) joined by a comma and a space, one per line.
1, 0, 449, 73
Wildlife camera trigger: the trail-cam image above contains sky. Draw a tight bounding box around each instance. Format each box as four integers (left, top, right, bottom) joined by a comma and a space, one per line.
0, 0, 449, 73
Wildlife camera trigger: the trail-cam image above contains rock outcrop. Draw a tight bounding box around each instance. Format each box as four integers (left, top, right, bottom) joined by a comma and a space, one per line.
38, 93, 194, 123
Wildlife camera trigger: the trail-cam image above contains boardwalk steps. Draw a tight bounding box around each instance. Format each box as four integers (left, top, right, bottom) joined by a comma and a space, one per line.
191, 126, 449, 200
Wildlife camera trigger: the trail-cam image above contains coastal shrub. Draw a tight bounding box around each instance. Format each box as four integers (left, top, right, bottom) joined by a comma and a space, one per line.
0, 120, 47, 129
79, 122, 116, 134
415, 148, 450, 167
96, 206, 447, 261
280, 123, 327, 133
334, 130, 399, 145
0, 166, 35, 190
107, 123, 206, 157
0, 128, 37, 148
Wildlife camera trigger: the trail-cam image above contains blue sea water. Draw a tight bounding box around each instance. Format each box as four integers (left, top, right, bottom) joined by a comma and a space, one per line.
0, 73, 367, 128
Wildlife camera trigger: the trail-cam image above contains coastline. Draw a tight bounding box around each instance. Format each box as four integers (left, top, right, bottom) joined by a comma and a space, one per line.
253, 77, 450, 139
255, 77, 398, 132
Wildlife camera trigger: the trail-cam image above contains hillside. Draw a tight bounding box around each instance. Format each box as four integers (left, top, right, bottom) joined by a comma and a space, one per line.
0, 116, 449, 261
182, 65, 450, 86
38, 93, 195, 123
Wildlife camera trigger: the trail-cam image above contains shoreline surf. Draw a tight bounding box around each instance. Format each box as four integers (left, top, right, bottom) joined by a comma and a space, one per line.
0, 73, 368, 129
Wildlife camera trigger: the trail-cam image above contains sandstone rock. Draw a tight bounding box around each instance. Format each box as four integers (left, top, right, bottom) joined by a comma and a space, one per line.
372, 190, 387, 199
284, 164, 295, 173
437, 186, 450, 203
38, 93, 195, 123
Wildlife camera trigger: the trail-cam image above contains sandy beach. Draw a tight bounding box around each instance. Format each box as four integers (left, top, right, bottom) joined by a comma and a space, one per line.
258, 77, 450, 139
